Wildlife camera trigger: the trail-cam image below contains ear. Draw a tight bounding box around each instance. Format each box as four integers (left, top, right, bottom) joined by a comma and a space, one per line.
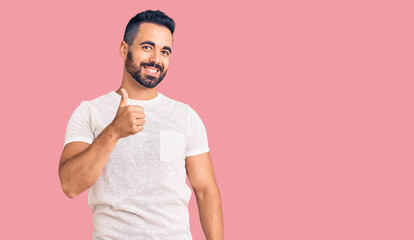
120, 40, 129, 61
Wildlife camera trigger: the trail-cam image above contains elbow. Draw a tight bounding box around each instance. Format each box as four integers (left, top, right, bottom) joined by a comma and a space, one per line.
59, 165, 78, 199
61, 183, 78, 199
59, 174, 79, 199
64, 190, 77, 199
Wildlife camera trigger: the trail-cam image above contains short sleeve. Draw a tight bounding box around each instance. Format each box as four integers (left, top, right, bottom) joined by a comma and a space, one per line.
186, 106, 209, 157
64, 101, 94, 147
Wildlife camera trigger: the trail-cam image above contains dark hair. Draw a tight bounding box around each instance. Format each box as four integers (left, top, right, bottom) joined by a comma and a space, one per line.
123, 10, 175, 46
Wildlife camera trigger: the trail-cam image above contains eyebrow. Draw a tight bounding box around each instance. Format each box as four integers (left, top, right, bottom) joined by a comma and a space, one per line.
140, 41, 172, 53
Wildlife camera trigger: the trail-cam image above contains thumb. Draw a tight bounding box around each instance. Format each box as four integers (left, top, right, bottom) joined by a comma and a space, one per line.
119, 88, 128, 108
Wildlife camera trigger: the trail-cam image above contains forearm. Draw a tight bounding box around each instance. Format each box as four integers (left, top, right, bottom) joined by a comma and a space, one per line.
59, 124, 119, 198
196, 187, 224, 240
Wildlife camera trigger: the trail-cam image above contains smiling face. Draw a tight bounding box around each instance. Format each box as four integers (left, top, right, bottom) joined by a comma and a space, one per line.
125, 22, 173, 88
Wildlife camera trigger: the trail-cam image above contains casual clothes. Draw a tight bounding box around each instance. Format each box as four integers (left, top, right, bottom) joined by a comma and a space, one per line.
64, 91, 209, 240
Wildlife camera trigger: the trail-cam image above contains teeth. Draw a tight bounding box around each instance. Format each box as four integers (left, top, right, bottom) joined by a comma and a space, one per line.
145, 67, 157, 73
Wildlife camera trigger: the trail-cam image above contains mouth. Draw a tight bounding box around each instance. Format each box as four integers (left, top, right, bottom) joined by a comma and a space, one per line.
143, 66, 160, 76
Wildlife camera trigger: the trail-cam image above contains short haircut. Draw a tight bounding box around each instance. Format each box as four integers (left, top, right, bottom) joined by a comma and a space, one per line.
123, 10, 175, 46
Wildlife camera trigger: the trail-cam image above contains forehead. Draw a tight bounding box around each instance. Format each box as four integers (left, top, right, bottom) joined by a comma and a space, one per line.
133, 22, 173, 48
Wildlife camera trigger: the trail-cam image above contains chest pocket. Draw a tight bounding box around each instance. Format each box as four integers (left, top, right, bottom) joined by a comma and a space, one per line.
160, 131, 187, 162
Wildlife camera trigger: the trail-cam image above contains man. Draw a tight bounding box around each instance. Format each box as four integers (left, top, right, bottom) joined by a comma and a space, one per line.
59, 10, 223, 240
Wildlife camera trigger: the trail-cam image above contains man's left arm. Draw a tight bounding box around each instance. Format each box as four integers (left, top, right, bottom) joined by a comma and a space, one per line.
186, 152, 223, 240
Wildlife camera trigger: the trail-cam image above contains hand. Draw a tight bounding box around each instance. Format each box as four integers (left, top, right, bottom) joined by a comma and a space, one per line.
110, 88, 145, 139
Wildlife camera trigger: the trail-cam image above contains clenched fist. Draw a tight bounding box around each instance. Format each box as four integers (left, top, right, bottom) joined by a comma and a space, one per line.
109, 88, 145, 139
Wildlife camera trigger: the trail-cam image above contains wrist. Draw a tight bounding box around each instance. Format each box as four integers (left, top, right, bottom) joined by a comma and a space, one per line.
104, 123, 121, 141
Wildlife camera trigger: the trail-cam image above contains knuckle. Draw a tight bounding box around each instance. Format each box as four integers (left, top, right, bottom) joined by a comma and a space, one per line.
133, 105, 142, 111
134, 126, 143, 133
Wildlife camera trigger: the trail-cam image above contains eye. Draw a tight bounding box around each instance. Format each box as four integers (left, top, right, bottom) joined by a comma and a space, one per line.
143, 45, 152, 50
162, 50, 170, 56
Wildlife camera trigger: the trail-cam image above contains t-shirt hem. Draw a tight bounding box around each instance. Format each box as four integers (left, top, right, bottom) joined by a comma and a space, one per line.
185, 146, 209, 157
64, 136, 94, 147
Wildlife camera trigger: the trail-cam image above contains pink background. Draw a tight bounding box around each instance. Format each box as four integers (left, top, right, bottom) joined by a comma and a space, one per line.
1, 0, 413, 239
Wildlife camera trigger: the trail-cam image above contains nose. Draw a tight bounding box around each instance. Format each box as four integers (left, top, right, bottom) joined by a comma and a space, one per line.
149, 50, 160, 64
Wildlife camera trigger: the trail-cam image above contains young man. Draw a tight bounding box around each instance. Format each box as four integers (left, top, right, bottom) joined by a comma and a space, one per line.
59, 10, 223, 240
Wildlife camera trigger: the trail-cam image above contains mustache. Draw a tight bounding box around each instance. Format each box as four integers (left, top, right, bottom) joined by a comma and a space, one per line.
140, 62, 163, 72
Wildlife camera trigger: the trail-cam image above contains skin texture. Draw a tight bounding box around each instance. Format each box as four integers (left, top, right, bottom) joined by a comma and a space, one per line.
58, 22, 223, 240
117, 22, 172, 100
125, 50, 168, 88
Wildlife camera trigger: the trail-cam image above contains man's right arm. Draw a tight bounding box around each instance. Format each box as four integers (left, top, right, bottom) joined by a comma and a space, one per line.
59, 88, 145, 198
59, 124, 120, 198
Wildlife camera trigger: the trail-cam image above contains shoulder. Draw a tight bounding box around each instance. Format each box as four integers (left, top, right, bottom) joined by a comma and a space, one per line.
78, 91, 116, 109
90, 91, 116, 105
159, 92, 188, 106
159, 93, 207, 127
68, 92, 115, 120
158, 92, 193, 113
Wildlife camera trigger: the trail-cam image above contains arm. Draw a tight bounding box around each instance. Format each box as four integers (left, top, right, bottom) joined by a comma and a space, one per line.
186, 152, 223, 240
58, 124, 119, 198
59, 88, 145, 198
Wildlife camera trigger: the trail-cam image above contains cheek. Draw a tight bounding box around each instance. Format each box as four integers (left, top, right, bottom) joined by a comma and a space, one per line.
163, 59, 170, 69
134, 51, 150, 62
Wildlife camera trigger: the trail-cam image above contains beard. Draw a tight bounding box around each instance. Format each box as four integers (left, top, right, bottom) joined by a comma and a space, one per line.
125, 51, 168, 88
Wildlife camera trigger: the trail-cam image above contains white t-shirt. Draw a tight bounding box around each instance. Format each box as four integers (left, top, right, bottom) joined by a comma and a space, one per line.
64, 90, 209, 240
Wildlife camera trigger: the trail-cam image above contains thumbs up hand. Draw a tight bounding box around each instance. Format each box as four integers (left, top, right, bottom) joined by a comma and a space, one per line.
118, 88, 129, 108
110, 88, 146, 139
